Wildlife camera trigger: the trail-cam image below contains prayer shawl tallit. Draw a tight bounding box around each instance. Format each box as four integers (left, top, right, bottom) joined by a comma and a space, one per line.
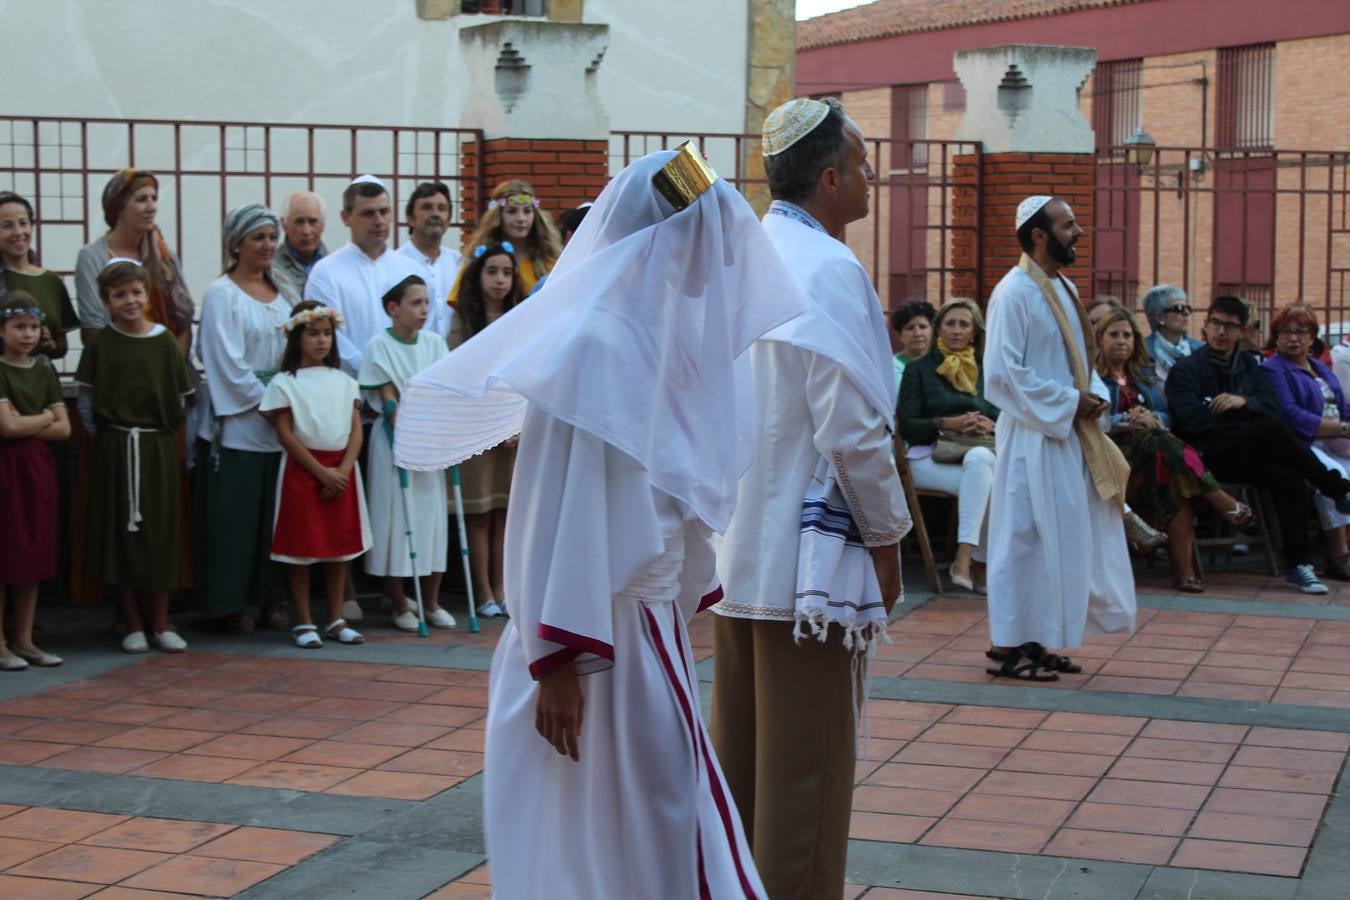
1017, 254, 1130, 506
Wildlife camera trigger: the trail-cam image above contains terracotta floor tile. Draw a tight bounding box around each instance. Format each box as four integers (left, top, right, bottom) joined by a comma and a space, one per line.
1037, 712, 1148, 737
915, 723, 1028, 750
378, 704, 485, 728
374, 666, 473, 686
1288, 656, 1350, 676
129, 754, 259, 784
944, 794, 1074, 828
863, 701, 953, 723
1187, 665, 1285, 687
858, 738, 906, 763
1199, 651, 1292, 671
456, 863, 491, 885
997, 749, 1115, 778
919, 818, 1053, 853
9, 845, 168, 884
1282, 670, 1350, 692
226, 761, 360, 792
0, 836, 63, 868
1187, 811, 1319, 847
1231, 745, 1346, 772
0, 803, 26, 819
892, 741, 1005, 769
1139, 720, 1249, 743
136, 687, 232, 709
1217, 765, 1337, 794
377, 748, 484, 778
1243, 727, 1350, 752
0, 738, 75, 765
425, 884, 492, 899
1171, 838, 1306, 878
343, 681, 445, 704
12, 720, 130, 745
1083, 675, 1181, 695
1106, 757, 1224, 785
971, 770, 1097, 801
1175, 682, 1276, 702
0, 697, 98, 719
1044, 828, 1176, 865
420, 687, 492, 708
324, 770, 462, 800
1085, 779, 1211, 810
94, 727, 220, 753
851, 786, 961, 817
862, 718, 930, 742
1019, 730, 1130, 756
847, 811, 935, 844
121, 855, 286, 895
182, 733, 314, 761
236, 715, 353, 740
281, 739, 406, 769
939, 706, 1048, 729
85, 817, 236, 854
86, 888, 201, 899
1123, 737, 1236, 764
0, 874, 99, 899
74, 705, 176, 727
1097, 660, 1194, 680
1064, 801, 1194, 837
1126, 634, 1213, 651
421, 729, 486, 753
149, 709, 268, 733
0, 715, 45, 735
0, 808, 128, 843
1114, 646, 1207, 665
189, 826, 338, 865
330, 721, 449, 748
1203, 787, 1328, 820
204, 692, 313, 714
903, 664, 998, 684
863, 763, 985, 793
36, 747, 168, 776
298, 698, 406, 721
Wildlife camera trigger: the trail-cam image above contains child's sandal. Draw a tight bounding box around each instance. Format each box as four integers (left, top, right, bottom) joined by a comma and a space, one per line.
292, 625, 323, 649
325, 619, 364, 645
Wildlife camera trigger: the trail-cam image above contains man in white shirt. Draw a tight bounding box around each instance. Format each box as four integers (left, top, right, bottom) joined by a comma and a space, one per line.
713, 98, 910, 900
303, 175, 417, 377
395, 181, 460, 337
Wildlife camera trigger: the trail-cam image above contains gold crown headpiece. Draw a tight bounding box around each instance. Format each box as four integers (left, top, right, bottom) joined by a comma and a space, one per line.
652, 141, 718, 212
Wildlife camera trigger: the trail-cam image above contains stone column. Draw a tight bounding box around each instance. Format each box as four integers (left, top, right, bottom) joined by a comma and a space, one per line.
950, 44, 1097, 302
457, 18, 611, 232
742, 0, 795, 214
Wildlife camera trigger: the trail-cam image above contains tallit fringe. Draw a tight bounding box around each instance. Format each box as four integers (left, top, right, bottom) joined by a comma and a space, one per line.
791, 611, 891, 655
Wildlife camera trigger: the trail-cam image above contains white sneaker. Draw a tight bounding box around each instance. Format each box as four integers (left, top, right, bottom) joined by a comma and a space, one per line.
154, 631, 188, 653
122, 632, 149, 654
426, 608, 456, 629
342, 599, 365, 623
477, 601, 503, 618
391, 610, 420, 633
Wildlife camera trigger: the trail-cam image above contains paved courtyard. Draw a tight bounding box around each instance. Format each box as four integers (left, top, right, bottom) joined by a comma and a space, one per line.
2, 562, 1349, 898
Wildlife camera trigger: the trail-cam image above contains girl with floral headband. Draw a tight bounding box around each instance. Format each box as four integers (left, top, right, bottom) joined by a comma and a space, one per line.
0, 296, 70, 669
447, 241, 521, 617
451, 179, 561, 299
261, 300, 371, 648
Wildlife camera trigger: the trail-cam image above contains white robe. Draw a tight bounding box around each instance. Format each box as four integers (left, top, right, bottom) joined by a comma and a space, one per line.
194, 276, 289, 452
982, 267, 1135, 648
485, 406, 765, 900
357, 330, 448, 577
303, 243, 419, 377
394, 241, 460, 338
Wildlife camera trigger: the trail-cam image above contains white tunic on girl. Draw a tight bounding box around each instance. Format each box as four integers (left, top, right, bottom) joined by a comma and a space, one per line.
357, 329, 448, 577
485, 406, 765, 900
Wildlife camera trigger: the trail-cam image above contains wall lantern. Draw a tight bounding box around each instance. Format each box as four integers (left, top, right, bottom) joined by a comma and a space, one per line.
1123, 128, 1157, 169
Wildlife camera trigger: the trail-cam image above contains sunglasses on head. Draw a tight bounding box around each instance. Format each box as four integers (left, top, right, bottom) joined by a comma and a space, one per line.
1164, 304, 1192, 315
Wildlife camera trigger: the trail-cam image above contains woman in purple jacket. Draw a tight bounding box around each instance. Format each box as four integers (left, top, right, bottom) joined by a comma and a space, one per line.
1261, 305, 1350, 580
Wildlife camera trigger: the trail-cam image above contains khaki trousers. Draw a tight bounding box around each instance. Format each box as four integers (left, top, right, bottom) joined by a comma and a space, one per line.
710, 615, 857, 900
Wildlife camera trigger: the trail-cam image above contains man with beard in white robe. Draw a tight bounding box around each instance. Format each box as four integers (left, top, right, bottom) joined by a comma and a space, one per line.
394, 145, 815, 899
981, 195, 1135, 681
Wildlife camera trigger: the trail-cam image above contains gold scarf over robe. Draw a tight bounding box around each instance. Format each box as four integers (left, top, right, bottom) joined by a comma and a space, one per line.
1017, 254, 1130, 507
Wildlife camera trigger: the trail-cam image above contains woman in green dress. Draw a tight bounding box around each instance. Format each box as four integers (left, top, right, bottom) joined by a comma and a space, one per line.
0, 193, 79, 361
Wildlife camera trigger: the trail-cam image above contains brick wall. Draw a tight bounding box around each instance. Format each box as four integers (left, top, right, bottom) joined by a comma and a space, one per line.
459, 138, 609, 242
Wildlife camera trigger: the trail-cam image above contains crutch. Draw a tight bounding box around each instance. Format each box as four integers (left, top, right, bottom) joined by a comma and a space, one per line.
450, 465, 481, 633
384, 412, 428, 637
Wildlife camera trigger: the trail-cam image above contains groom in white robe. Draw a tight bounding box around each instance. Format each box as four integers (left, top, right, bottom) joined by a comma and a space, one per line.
982, 195, 1135, 681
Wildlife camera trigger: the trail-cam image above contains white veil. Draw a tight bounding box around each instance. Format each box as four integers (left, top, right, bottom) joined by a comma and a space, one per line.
394, 150, 811, 532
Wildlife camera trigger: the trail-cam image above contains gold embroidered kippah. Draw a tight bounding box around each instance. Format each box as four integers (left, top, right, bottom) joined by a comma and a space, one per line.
762, 98, 830, 157
652, 141, 718, 211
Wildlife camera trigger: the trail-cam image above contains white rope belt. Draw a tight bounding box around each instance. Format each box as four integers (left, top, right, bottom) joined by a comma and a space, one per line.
107, 425, 169, 532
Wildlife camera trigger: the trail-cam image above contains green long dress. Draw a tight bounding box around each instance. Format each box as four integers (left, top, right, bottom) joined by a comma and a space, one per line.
75, 325, 193, 591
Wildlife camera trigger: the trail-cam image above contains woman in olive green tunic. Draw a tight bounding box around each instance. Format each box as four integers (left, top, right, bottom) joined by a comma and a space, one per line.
0, 193, 79, 360
75, 261, 193, 653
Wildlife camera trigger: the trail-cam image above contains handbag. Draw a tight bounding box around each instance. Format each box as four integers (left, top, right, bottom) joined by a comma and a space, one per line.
931, 431, 995, 464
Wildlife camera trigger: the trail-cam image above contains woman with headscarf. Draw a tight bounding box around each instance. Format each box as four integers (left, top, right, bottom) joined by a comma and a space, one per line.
898, 297, 1000, 592
394, 146, 808, 898
448, 179, 562, 300
1142, 284, 1203, 384
192, 205, 292, 631
74, 169, 195, 358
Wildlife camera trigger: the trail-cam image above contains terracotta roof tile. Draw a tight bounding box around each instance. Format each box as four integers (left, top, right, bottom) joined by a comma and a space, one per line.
798, 0, 1159, 50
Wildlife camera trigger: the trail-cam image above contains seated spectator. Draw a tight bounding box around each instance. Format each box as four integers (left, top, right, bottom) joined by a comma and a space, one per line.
1094, 306, 1251, 592
1166, 296, 1350, 594
272, 191, 327, 302
1260, 305, 1350, 581
74, 169, 194, 358
450, 179, 561, 300
1087, 294, 1123, 331
1142, 284, 1202, 384
889, 299, 934, 407
0, 192, 79, 360
898, 297, 997, 592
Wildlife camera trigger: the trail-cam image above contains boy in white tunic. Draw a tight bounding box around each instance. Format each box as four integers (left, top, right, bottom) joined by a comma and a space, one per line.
982, 196, 1135, 681
394, 146, 807, 899
357, 273, 453, 631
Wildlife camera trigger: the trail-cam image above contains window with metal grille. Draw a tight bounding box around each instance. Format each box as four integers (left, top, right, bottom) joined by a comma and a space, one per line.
892, 84, 928, 171
1217, 44, 1274, 150
1092, 59, 1142, 150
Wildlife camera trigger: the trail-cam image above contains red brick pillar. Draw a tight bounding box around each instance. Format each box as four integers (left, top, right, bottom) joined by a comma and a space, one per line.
460, 138, 609, 239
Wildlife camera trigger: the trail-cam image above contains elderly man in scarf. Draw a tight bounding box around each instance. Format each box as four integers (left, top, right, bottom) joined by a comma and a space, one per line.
74, 169, 194, 357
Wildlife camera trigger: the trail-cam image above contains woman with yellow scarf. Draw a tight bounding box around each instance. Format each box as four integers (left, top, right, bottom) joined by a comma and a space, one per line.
898, 297, 1001, 591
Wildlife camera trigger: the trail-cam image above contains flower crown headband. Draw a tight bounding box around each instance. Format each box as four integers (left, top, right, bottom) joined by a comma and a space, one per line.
487, 193, 538, 210
282, 307, 345, 334
0, 305, 44, 322
473, 241, 515, 259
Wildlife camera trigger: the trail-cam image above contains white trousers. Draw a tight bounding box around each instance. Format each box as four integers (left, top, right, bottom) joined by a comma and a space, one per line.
1312, 444, 1350, 531
910, 447, 995, 559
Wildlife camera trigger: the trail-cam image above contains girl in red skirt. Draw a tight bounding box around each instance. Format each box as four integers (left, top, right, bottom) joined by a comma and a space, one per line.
0, 296, 71, 669
261, 300, 370, 648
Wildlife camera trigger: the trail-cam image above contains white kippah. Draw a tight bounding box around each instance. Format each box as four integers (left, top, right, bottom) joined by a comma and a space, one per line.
1016, 195, 1053, 230
350, 173, 386, 188
762, 99, 831, 157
